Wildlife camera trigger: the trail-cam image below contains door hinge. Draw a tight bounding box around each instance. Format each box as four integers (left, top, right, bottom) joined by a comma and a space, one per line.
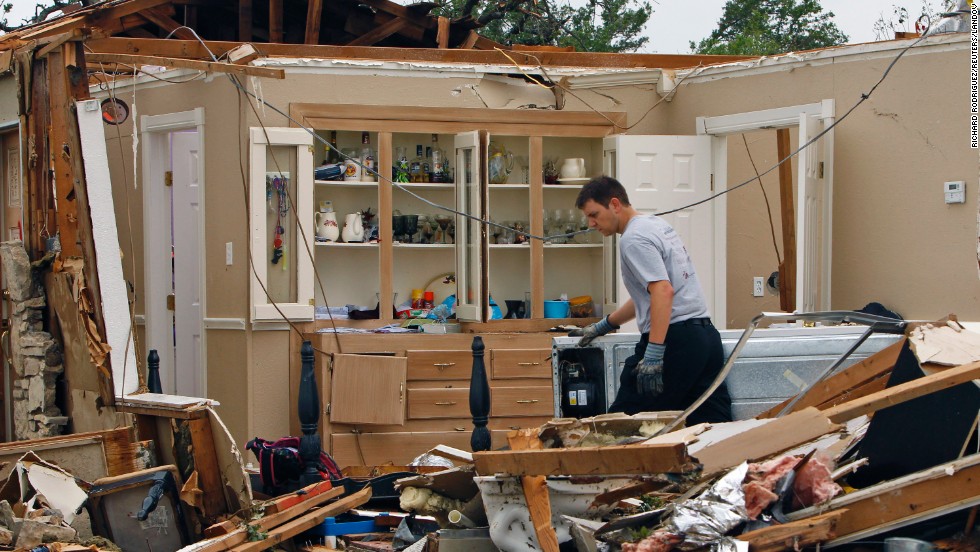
164, 171, 173, 187
710, 173, 714, 192
818, 162, 825, 178
166, 294, 175, 311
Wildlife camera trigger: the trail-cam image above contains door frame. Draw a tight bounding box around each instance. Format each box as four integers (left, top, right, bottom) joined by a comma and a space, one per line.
696, 100, 835, 313
140, 108, 207, 396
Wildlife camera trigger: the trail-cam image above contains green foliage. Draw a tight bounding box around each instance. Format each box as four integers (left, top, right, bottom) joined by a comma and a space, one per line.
245, 524, 268, 542
691, 0, 848, 56
639, 493, 665, 511
872, 1, 956, 40
435, 0, 653, 53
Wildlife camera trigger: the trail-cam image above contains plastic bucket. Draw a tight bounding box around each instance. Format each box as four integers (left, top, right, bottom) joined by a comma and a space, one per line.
543, 300, 570, 318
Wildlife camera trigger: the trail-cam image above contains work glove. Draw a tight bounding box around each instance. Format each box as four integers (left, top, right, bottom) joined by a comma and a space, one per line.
636, 342, 666, 397
568, 315, 619, 347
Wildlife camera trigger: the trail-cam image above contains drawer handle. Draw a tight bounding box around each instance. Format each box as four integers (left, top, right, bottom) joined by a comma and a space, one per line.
516, 399, 539, 404
433, 362, 456, 368
517, 362, 541, 367
434, 401, 458, 406
455, 427, 466, 432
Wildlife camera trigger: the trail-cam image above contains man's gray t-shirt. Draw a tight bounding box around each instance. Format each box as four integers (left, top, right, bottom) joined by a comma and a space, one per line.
620, 215, 709, 333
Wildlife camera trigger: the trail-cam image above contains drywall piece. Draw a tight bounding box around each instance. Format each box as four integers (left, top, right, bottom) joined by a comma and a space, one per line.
908, 322, 980, 366
21, 461, 88, 524
75, 99, 138, 397
206, 407, 252, 513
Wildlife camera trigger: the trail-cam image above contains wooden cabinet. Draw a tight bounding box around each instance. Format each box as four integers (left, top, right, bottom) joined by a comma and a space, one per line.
309, 332, 558, 467
282, 104, 625, 325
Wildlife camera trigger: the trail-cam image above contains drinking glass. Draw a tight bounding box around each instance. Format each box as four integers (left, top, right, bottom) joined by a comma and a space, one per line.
404, 215, 419, 244
434, 215, 452, 244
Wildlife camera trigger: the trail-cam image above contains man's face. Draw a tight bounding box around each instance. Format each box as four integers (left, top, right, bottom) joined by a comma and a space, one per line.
579, 198, 619, 237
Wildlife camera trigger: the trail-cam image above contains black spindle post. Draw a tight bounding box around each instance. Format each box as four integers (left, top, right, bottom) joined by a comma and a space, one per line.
147, 350, 162, 393
469, 336, 491, 452
298, 340, 321, 485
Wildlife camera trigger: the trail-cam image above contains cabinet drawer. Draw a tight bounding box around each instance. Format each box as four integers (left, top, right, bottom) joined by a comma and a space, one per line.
407, 350, 473, 381
331, 430, 510, 468
491, 349, 552, 379
408, 388, 470, 419
490, 385, 554, 417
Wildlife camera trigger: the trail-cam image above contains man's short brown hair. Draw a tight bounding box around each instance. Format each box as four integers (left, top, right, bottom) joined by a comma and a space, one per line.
575, 176, 632, 209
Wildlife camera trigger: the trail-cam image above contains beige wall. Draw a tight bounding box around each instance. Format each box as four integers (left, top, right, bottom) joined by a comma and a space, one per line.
661, 44, 978, 326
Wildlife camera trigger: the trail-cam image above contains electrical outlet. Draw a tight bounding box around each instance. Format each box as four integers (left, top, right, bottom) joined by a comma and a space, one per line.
225, 242, 233, 266
753, 277, 764, 297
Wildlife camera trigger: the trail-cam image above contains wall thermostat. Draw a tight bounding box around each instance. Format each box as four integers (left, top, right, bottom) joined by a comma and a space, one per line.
944, 181, 965, 204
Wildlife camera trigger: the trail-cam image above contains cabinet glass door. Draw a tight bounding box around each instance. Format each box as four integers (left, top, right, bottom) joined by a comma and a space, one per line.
454, 131, 487, 321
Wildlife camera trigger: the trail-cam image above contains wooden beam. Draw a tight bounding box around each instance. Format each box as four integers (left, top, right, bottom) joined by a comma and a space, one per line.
437, 16, 450, 49
305, 0, 323, 44
775, 128, 795, 312
459, 30, 479, 49
472, 442, 695, 477
756, 338, 906, 418
269, 0, 284, 43
737, 510, 844, 552
345, 17, 410, 47
529, 136, 544, 319
296, 103, 624, 127
86, 52, 285, 79
46, 48, 82, 258
354, 0, 436, 29
822, 359, 980, 424
239, 0, 252, 42
509, 430, 559, 552
187, 418, 229, 519
86, 37, 755, 70
141, 7, 197, 40
230, 487, 372, 551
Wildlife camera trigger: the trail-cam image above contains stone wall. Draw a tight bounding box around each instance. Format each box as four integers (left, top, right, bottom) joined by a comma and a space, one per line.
0, 242, 67, 439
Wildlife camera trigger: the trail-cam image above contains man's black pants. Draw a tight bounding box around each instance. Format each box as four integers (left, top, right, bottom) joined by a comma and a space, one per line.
608, 318, 733, 425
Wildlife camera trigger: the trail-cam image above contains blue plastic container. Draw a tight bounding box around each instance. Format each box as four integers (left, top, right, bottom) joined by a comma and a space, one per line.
307, 514, 377, 536
543, 300, 570, 318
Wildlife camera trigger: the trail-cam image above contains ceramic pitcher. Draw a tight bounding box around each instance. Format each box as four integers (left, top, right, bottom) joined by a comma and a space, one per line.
342, 212, 364, 243
315, 211, 340, 242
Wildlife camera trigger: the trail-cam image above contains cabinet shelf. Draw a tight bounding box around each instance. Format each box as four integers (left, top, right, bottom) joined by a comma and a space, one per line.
316, 180, 378, 188
393, 243, 454, 249
316, 242, 378, 248
489, 184, 529, 190
543, 243, 602, 248
490, 243, 531, 249
393, 182, 455, 190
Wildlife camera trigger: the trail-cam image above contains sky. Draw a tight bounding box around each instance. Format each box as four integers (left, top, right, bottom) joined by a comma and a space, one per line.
2, 0, 954, 51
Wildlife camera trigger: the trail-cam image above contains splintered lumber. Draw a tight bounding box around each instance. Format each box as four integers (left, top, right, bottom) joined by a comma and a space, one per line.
263, 480, 335, 514
691, 408, 840, 476
189, 485, 345, 552
509, 429, 559, 552
230, 487, 372, 551
86, 52, 284, 79
472, 442, 695, 477
756, 338, 906, 418
787, 453, 980, 545
822, 359, 980, 424
737, 510, 845, 552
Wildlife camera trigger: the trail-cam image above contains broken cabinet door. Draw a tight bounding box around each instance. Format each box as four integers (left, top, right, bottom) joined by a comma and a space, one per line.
454, 131, 489, 322
602, 134, 721, 331
330, 354, 407, 425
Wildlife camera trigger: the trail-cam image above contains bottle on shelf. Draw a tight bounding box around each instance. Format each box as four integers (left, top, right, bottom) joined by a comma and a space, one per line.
430, 134, 444, 183
410, 145, 425, 183
326, 131, 340, 164
360, 132, 376, 182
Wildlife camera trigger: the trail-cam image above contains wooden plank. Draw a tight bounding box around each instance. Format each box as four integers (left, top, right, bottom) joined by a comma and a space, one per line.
230, 488, 372, 551
737, 510, 844, 552
298, 104, 623, 128
458, 31, 479, 50
813, 373, 890, 411
305, 0, 323, 44
775, 128, 795, 312
86, 37, 754, 69
141, 8, 198, 40
304, 117, 616, 138
378, 131, 393, 332
756, 338, 906, 418
16, 0, 173, 40
239, 0, 253, 42
787, 454, 980, 545
692, 408, 839, 476
529, 136, 544, 319
822, 359, 980, 424
86, 53, 285, 79
473, 442, 695, 477
116, 403, 209, 419
269, 0, 283, 43
263, 481, 335, 514
46, 49, 82, 258
187, 417, 229, 518
190, 486, 346, 552
436, 17, 449, 49
345, 17, 410, 47
509, 429, 559, 552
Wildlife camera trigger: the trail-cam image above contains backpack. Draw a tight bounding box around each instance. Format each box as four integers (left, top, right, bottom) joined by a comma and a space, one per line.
246, 436, 343, 491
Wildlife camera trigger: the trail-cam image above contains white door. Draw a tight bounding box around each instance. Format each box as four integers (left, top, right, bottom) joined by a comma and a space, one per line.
602, 135, 721, 332
454, 131, 487, 322
796, 114, 830, 313
171, 132, 204, 396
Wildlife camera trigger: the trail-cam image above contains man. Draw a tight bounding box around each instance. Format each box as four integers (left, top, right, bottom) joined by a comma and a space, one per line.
570, 176, 732, 425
